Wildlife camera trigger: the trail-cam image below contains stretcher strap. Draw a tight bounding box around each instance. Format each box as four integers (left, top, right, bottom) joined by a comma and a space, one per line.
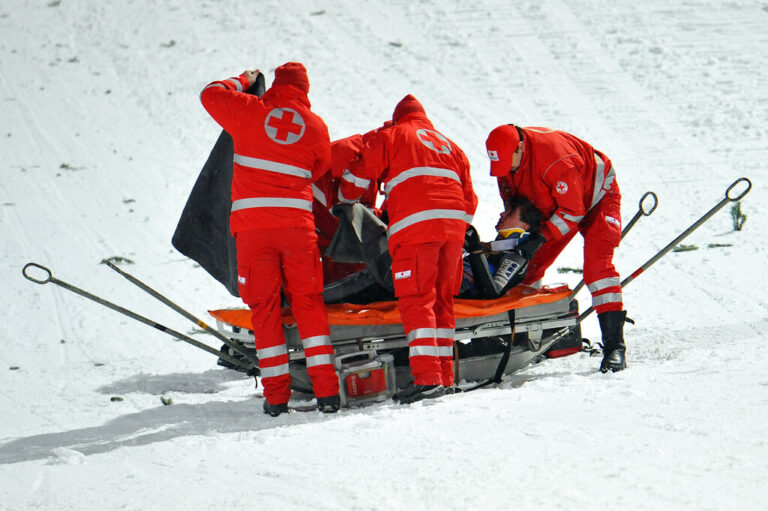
463, 308, 515, 392
493, 309, 516, 384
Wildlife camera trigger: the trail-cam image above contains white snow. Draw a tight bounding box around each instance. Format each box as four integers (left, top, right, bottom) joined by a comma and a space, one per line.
1, 1, 767, 509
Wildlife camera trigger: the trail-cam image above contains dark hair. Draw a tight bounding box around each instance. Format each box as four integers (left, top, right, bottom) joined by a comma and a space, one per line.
507, 195, 542, 232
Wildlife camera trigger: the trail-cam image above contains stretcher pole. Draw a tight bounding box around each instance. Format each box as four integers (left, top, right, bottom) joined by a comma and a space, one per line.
571, 191, 658, 298
577, 177, 751, 322
104, 261, 260, 367
22, 262, 251, 371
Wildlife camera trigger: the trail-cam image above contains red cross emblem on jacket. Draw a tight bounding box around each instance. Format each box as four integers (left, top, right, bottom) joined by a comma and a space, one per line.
265, 108, 305, 144
417, 128, 452, 154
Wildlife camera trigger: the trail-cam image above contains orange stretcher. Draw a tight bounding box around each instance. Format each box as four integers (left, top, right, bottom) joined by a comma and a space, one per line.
209, 284, 581, 391
209, 285, 571, 330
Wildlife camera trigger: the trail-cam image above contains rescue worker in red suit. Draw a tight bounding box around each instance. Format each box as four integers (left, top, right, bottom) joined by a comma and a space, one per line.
200, 63, 340, 416
339, 95, 478, 403
485, 124, 627, 372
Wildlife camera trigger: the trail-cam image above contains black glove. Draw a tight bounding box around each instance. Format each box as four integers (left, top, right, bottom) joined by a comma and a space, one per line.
464, 225, 483, 253
515, 232, 546, 261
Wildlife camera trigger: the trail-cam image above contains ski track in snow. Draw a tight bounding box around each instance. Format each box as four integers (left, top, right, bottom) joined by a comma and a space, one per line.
1, 1, 767, 509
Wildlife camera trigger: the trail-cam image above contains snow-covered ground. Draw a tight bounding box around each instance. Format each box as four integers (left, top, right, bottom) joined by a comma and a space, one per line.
1, 1, 767, 509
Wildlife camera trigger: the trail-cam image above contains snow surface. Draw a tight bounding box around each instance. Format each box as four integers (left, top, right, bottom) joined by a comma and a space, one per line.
1, 1, 767, 509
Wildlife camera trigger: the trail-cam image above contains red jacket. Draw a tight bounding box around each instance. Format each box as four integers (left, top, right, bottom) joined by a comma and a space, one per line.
340, 97, 477, 246
200, 74, 331, 234
496, 127, 616, 242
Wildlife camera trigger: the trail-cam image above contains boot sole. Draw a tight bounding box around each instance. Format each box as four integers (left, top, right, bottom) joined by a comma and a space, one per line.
393, 388, 446, 404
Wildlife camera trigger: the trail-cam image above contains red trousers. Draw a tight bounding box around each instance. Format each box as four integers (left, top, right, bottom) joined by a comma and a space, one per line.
524, 183, 623, 314
390, 239, 464, 386
235, 228, 339, 404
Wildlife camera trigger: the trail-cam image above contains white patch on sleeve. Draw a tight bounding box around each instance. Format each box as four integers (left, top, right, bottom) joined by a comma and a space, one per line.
238, 275, 246, 285
395, 270, 412, 280
605, 215, 620, 227
555, 181, 568, 194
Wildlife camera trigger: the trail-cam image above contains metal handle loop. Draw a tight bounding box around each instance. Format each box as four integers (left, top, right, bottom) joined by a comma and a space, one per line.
726, 177, 752, 202
639, 191, 658, 216
23, 263, 53, 285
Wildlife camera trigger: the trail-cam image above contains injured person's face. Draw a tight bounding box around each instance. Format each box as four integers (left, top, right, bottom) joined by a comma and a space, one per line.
495, 208, 530, 238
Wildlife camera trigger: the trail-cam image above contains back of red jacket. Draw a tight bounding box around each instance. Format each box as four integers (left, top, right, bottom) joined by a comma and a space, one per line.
200, 65, 331, 234
340, 96, 477, 247
497, 127, 614, 242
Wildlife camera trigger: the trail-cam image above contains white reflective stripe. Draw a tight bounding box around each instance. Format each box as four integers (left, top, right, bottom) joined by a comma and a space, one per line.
226, 78, 243, 92
407, 328, 436, 343
312, 184, 327, 207
257, 345, 288, 359
306, 354, 334, 367
591, 154, 605, 208
590, 154, 615, 209
587, 277, 621, 293
435, 328, 455, 339
409, 345, 440, 357
549, 212, 571, 236
384, 167, 461, 196
337, 187, 359, 204
388, 209, 473, 237
233, 154, 312, 179
562, 212, 584, 223
232, 197, 313, 212
592, 292, 623, 307
260, 363, 290, 378
436, 345, 454, 357
302, 335, 331, 349
593, 166, 616, 207
203, 83, 226, 91
340, 169, 371, 189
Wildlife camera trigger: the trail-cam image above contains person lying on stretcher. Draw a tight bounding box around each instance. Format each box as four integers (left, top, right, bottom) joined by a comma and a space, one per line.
323, 195, 545, 303
460, 194, 544, 299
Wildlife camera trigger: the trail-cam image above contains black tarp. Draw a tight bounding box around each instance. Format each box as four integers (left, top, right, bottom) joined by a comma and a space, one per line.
325, 203, 392, 290
171, 74, 266, 297
322, 203, 394, 304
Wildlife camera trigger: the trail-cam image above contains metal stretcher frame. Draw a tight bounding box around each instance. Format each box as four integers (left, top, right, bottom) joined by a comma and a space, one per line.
210, 286, 580, 384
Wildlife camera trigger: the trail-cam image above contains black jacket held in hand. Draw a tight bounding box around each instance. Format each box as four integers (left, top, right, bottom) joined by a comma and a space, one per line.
171, 73, 266, 297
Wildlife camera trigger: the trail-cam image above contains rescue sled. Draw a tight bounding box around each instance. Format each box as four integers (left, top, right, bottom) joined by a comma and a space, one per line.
209, 284, 582, 406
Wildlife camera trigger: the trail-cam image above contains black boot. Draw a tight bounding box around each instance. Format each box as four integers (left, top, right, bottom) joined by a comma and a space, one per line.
393, 384, 445, 404
263, 400, 289, 417
317, 394, 340, 413
598, 310, 627, 373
